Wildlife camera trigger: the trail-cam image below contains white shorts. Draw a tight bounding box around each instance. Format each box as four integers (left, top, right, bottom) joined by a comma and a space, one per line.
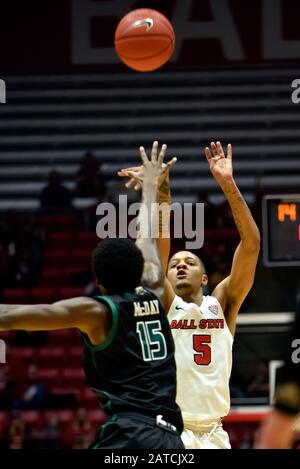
182, 424, 231, 449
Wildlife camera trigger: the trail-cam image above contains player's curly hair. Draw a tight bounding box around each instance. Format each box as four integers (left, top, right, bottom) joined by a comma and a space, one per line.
92, 238, 144, 294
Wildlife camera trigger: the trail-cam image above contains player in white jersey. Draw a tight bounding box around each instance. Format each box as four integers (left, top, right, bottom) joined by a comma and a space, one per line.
118, 140, 260, 448
165, 252, 233, 448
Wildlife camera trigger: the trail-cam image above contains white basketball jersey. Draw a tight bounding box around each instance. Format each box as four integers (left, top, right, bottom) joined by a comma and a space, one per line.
168, 295, 233, 428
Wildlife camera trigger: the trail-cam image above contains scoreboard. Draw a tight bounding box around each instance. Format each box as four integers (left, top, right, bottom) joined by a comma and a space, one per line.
262, 194, 300, 266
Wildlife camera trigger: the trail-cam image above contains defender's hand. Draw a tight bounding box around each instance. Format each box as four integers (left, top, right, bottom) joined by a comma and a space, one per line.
118, 141, 176, 190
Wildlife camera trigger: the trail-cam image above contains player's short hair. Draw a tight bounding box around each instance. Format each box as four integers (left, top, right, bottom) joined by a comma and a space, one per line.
92, 238, 144, 294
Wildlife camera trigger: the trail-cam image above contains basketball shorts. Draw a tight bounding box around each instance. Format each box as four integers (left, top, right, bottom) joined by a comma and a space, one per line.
181, 423, 231, 449
91, 412, 185, 449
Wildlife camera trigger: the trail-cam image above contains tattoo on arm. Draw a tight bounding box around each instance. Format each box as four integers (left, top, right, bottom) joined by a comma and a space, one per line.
222, 183, 255, 241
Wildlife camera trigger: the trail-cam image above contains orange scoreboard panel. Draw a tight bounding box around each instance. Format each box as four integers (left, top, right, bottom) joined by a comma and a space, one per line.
262, 195, 300, 266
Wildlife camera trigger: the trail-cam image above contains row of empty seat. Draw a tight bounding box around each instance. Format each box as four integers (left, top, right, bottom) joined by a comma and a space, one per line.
0, 67, 299, 210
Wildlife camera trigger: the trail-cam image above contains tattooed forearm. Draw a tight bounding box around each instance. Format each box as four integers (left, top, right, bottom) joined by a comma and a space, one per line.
221, 179, 260, 244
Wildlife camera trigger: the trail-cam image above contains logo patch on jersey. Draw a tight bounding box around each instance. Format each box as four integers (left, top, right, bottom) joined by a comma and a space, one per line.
175, 306, 186, 311
208, 304, 218, 316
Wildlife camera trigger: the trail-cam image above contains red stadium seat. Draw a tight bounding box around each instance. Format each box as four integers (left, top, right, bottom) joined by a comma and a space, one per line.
74, 232, 98, 250
30, 287, 57, 303
38, 368, 60, 384
80, 388, 98, 409
40, 214, 79, 232
0, 331, 15, 342
9, 347, 37, 367
62, 368, 85, 379
43, 410, 74, 428
57, 287, 84, 299
0, 412, 10, 436
88, 409, 107, 428
44, 250, 69, 268
50, 386, 79, 397
3, 288, 30, 303
69, 346, 82, 357
56, 214, 79, 230
20, 411, 41, 426
37, 347, 65, 367
47, 232, 74, 250
68, 250, 91, 269
46, 409, 74, 425
39, 268, 66, 286
65, 267, 86, 277
47, 329, 80, 346
61, 368, 85, 387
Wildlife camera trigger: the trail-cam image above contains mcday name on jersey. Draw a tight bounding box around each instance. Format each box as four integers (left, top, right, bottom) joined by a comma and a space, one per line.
133, 300, 160, 317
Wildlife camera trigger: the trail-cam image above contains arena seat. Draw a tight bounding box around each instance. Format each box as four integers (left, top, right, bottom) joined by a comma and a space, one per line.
57, 287, 84, 299
3, 289, 30, 304
68, 251, 91, 269
74, 232, 98, 250
80, 388, 98, 409
1, 68, 299, 210
47, 232, 75, 250
39, 268, 66, 286
44, 409, 74, 426
37, 347, 65, 367
61, 368, 85, 388
44, 251, 69, 268
88, 409, 107, 427
47, 329, 80, 346
38, 368, 60, 384
30, 287, 57, 303
0, 412, 10, 436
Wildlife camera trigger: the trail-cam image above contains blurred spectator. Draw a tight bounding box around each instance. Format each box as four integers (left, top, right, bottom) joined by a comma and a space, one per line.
40, 170, 73, 213
0, 369, 15, 410
0, 212, 46, 289
76, 152, 106, 199
42, 414, 63, 449
65, 407, 94, 448
7, 411, 27, 449
14, 365, 47, 410
247, 361, 269, 397
12, 257, 33, 287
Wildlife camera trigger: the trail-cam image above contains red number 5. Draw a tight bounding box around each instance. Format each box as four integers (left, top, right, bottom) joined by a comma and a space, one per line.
193, 335, 211, 365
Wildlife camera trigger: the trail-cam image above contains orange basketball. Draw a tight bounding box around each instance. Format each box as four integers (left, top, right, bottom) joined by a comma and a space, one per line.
114, 9, 175, 72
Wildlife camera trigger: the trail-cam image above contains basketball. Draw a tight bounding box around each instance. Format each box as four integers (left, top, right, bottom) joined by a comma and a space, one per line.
114, 9, 175, 72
